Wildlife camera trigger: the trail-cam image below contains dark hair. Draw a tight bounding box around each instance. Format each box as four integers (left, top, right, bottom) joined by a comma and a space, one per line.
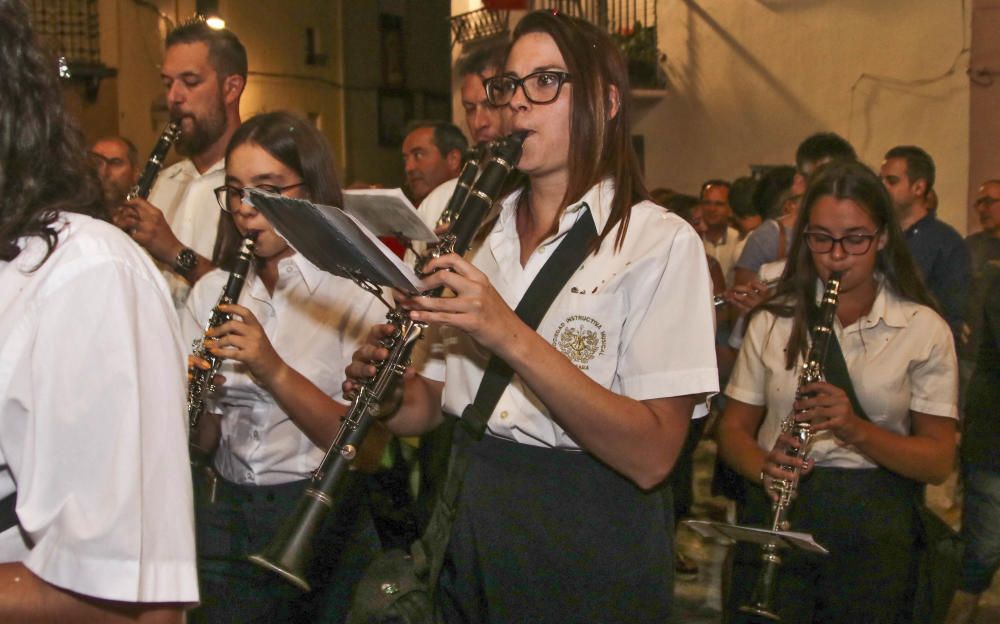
795, 132, 857, 173
760, 160, 937, 369
729, 177, 758, 218
455, 39, 506, 78
404, 120, 468, 158
884, 145, 935, 194
166, 18, 247, 80
213, 111, 343, 269
664, 194, 700, 225
507, 10, 648, 251
752, 165, 796, 219
700, 179, 731, 199
0, 0, 104, 264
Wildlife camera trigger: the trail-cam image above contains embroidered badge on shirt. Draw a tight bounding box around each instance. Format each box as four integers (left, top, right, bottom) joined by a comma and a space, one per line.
552, 315, 607, 369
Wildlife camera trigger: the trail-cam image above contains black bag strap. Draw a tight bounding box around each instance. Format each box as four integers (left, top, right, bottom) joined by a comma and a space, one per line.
458, 207, 598, 438
418, 206, 598, 589
807, 301, 869, 423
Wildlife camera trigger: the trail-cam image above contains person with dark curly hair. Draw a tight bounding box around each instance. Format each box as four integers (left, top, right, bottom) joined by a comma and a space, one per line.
0, 0, 197, 621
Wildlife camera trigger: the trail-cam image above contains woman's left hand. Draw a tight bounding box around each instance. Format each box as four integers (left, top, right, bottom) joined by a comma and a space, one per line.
793, 381, 867, 446
205, 303, 287, 386
397, 253, 526, 355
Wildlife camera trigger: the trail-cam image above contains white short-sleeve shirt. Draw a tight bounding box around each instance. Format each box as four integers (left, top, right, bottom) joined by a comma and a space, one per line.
0, 213, 198, 602
182, 253, 384, 486
726, 281, 958, 469
420, 179, 719, 448
148, 158, 225, 308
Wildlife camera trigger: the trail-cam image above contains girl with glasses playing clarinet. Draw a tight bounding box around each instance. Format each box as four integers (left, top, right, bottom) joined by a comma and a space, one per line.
717, 161, 959, 623
184, 111, 384, 624
345, 10, 717, 622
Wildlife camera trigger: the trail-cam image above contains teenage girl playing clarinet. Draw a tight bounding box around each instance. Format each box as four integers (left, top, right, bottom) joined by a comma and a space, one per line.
345, 10, 718, 622
717, 161, 958, 623
184, 111, 383, 624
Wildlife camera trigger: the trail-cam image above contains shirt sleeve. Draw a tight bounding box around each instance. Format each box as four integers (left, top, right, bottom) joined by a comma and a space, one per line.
19, 254, 198, 603
725, 312, 773, 407
735, 220, 778, 274
615, 218, 719, 400
928, 229, 971, 340
908, 308, 960, 419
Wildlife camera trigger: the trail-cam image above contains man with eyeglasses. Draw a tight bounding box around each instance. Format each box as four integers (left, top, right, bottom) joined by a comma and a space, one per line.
880, 145, 969, 344
113, 20, 246, 309
88, 136, 140, 213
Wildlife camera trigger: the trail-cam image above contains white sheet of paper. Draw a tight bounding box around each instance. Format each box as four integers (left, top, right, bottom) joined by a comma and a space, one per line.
343, 188, 439, 243
682, 520, 829, 555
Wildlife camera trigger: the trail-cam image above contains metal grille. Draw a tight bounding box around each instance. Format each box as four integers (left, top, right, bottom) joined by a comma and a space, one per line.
534, 0, 657, 34
450, 7, 510, 47
27, 0, 101, 64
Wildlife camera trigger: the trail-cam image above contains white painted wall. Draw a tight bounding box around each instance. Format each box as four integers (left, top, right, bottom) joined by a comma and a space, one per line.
642, 0, 971, 232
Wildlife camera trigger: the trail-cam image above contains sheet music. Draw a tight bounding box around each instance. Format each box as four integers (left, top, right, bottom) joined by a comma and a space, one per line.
342, 188, 439, 242
682, 520, 829, 555
243, 188, 427, 294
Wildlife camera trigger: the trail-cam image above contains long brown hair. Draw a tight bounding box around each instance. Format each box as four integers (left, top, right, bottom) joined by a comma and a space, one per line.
758, 160, 937, 369
506, 10, 648, 251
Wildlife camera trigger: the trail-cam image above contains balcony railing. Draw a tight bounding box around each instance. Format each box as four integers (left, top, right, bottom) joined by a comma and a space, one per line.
27, 0, 115, 99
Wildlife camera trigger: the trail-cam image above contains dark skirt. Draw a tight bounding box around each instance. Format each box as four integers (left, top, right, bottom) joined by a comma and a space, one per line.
727, 467, 919, 624
437, 434, 674, 624
190, 470, 381, 624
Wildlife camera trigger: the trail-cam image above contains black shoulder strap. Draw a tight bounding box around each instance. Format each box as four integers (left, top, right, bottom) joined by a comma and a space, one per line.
822, 331, 870, 423
807, 302, 870, 423
458, 208, 598, 438
418, 207, 598, 588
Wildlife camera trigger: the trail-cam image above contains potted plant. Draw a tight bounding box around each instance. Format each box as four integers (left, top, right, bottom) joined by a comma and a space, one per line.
612, 21, 666, 89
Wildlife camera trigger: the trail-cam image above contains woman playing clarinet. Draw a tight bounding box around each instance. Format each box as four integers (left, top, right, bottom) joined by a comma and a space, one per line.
717, 161, 959, 623
346, 10, 718, 622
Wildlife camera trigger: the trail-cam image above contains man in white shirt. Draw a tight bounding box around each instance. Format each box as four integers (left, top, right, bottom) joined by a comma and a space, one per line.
0, 3, 198, 619
401, 120, 467, 207
413, 41, 506, 237
115, 19, 246, 307
700, 179, 744, 287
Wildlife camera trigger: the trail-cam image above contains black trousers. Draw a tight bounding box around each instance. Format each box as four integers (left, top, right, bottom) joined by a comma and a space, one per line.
727, 467, 919, 624
437, 434, 674, 624
189, 470, 381, 624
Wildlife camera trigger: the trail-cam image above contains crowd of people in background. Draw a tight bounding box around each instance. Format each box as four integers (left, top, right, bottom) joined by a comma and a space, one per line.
2, 0, 1000, 621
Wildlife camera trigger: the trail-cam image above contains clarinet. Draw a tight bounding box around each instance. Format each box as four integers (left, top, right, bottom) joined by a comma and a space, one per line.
126, 121, 181, 201
187, 233, 258, 465
434, 142, 486, 230
739, 271, 842, 622
248, 131, 528, 591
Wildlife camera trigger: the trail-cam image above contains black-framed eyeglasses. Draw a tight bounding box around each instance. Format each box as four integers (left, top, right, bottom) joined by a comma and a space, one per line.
803, 230, 880, 255
484, 71, 572, 106
213, 183, 306, 214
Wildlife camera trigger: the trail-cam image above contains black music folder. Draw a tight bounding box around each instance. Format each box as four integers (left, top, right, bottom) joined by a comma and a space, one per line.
245, 188, 427, 294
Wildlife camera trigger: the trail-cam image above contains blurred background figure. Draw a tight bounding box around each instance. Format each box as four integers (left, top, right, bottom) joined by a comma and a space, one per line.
88, 135, 140, 215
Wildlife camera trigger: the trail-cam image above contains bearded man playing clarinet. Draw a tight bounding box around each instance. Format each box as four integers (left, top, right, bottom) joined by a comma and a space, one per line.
114, 19, 246, 309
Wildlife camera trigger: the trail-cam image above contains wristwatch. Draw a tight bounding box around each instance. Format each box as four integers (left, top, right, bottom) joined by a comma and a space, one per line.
174, 246, 197, 277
